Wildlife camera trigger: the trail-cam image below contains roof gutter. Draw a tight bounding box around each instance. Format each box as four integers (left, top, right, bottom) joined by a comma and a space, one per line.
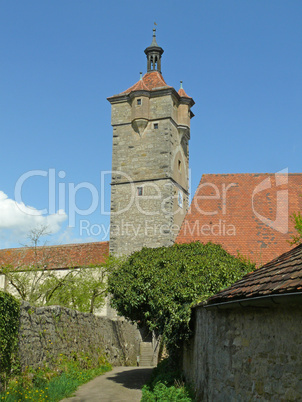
203, 292, 302, 310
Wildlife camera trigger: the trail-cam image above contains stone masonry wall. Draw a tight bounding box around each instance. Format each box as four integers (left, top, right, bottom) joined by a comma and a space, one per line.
109, 94, 190, 256
18, 302, 143, 370
182, 303, 302, 401
110, 179, 178, 255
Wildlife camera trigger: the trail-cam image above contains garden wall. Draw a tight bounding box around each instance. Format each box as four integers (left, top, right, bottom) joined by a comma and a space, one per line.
18, 302, 143, 370
182, 303, 302, 401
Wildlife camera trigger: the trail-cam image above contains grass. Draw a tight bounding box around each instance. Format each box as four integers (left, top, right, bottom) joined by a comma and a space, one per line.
141, 358, 195, 401
0, 352, 111, 401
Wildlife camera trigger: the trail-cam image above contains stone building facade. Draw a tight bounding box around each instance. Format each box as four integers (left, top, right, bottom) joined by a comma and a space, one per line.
182, 243, 302, 400
108, 29, 194, 256
183, 303, 302, 401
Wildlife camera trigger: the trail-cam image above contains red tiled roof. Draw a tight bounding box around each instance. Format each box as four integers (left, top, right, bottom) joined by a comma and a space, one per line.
124, 78, 149, 92
206, 242, 302, 304
176, 173, 302, 266
0, 242, 109, 270
178, 87, 191, 98
119, 71, 172, 95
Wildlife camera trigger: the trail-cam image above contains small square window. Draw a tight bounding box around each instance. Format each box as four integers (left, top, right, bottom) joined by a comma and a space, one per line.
154, 123, 158, 129
137, 187, 143, 196
137, 99, 142, 105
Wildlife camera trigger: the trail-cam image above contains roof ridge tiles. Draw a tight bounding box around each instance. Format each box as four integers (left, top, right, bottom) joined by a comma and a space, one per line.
0, 241, 109, 252
0, 241, 109, 270
206, 242, 302, 304
119, 71, 172, 95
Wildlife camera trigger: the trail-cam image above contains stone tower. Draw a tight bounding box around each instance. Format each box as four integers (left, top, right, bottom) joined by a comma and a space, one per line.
108, 29, 194, 256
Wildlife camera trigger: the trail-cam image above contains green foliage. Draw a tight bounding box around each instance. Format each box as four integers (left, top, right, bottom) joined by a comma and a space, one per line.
109, 242, 254, 351
0, 351, 111, 401
40, 266, 108, 313
141, 359, 195, 401
142, 382, 193, 401
40, 256, 120, 313
1, 265, 54, 306
0, 263, 111, 313
0, 291, 20, 383
290, 211, 302, 245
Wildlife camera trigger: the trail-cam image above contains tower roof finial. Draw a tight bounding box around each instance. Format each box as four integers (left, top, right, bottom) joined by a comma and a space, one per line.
144, 25, 164, 74
150, 23, 159, 47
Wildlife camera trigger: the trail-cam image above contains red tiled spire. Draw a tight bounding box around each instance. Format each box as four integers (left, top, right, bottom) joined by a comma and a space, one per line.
178, 81, 192, 99
114, 28, 172, 96
109, 29, 193, 104
120, 71, 172, 95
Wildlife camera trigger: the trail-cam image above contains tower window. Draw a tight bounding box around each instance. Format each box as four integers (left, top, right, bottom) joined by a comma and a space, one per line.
178, 191, 183, 208
137, 99, 142, 105
154, 123, 158, 129
137, 187, 143, 196
178, 160, 182, 172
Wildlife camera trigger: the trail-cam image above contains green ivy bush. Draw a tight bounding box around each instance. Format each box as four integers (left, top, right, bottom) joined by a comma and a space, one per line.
141, 359, 195, 401
109, 242, 255, 353
0, 291, 20, 384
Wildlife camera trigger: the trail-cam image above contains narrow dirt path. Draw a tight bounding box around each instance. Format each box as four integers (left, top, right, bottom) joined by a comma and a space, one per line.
61, 366, 153, 402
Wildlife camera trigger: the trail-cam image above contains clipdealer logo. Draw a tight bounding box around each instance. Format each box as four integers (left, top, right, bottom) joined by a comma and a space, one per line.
252, 168, 288, 234
12, 168, 289, 238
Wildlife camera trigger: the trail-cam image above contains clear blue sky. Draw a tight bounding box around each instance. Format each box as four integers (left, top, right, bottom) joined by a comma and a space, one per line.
0, 0, 301, 248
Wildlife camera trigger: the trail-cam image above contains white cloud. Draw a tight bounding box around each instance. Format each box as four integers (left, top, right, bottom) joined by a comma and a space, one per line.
57, 227, 98, 245
0, 191, 67, 243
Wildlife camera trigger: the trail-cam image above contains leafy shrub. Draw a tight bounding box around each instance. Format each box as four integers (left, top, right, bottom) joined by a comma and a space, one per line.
141, 359, 195, 401
0, 291, 20, 382
109, 242, 254, 352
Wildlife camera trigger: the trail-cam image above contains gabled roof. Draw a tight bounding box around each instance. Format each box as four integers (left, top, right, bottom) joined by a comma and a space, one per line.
120, 71, 172, 95
0, 241, 109, 270
176, 173, 302, 266
206, 242, 302, 305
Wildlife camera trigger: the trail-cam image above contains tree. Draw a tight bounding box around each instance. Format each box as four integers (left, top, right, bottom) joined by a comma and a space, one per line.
290, 212, 302, 245
41, 258, 118, 313
0, 226, 57, 305
0, 226, 116, 314
108, 242, 255, 353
